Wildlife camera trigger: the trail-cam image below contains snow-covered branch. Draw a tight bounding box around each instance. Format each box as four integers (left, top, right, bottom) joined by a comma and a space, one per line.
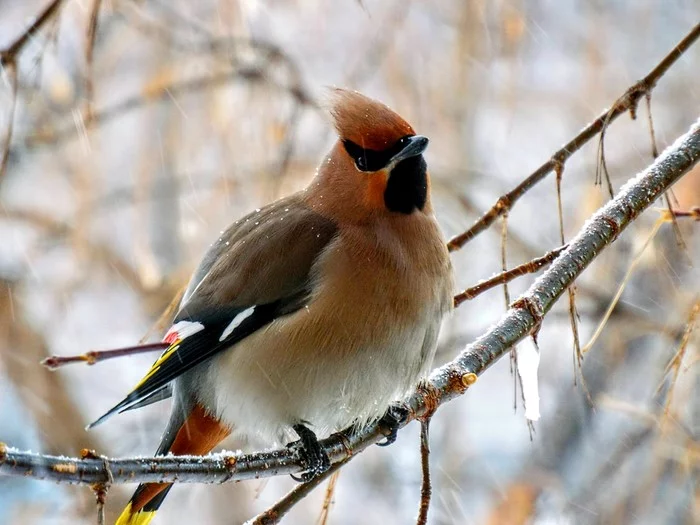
1, 117, 698, 488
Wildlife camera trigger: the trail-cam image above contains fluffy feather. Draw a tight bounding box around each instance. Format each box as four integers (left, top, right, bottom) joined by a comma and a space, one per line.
207, 209, 453, 444
327, 88, 415, 149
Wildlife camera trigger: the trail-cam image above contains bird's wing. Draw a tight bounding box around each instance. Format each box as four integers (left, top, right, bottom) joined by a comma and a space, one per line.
119, 384, 173, 411
88, 195, 337, 428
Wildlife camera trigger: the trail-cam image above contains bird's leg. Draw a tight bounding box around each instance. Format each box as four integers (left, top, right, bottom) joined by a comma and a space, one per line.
289, 423, 331, 482
377, 403, 410, 446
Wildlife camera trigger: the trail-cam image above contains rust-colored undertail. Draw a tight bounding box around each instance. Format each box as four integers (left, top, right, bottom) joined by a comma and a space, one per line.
115, 404, 231, 525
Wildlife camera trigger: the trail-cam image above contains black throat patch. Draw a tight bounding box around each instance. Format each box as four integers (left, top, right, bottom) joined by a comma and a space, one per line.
384, 155, 427, 214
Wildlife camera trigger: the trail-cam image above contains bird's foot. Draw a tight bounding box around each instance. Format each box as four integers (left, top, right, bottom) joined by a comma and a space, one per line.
377, 403, 410, 446
288, 424, 331, 482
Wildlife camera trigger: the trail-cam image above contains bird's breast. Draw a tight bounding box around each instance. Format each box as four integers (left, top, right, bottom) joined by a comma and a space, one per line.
206, 215, 453, 444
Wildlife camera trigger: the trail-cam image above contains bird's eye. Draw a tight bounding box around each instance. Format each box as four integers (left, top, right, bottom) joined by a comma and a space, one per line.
343, 140, 373, 171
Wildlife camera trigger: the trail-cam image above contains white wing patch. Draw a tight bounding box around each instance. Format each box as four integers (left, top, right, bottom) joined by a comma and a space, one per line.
219, 307, 256, 342
163, 320, 205, 344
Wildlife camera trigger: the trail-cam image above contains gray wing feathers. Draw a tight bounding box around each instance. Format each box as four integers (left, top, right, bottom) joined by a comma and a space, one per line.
177, 194, 337, 321
170, 193, 337, 411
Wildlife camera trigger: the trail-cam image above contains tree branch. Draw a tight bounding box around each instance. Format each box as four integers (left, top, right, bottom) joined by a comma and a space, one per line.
2, 117, 698, 487
453, 244, 567, 307
446, 21, 700, 252
0, 0, 64, 67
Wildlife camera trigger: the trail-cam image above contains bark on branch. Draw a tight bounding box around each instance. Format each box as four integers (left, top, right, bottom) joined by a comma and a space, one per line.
1, 118, 699, 487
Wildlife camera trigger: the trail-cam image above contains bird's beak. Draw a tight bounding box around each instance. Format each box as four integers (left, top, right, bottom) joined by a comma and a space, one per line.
390, 135, 429, 165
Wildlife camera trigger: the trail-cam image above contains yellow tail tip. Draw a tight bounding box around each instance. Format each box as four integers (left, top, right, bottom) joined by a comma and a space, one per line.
115, 502, 157, 525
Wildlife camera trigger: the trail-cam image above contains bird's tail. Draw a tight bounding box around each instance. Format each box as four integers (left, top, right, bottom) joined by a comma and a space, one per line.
114, 403, 231, 524
116, 484, 173, 525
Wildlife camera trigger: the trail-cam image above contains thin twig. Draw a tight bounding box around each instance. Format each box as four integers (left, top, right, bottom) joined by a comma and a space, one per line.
416, 418, 432, 525
595, 117, 616, 198
635, 299, 699, 515
0, 62, 18, 183
93, 483, 108, 525
0, 0, 65, 67
454, 199, 691, 340
500, 214, 511, 307
446, 22, 700, 252
453, 244, 567, 307
501, 212, 521, 410
2, 118, 698, 489
246, 460, 349, 525
40, 284, 187, 370
554, 161, 583, 374
84, 0, 103, 125
316, 470, 340, 525
664, 207, 700, 220
645, 93, 659, 159
655, 300, 699, 412
663, 192, 688, 252
41, 343, 169, 370
581, 218, 664, 355
646, 89, 689, 253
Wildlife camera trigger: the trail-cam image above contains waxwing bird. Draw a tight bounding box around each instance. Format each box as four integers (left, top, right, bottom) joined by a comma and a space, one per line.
89, 88, 454, 525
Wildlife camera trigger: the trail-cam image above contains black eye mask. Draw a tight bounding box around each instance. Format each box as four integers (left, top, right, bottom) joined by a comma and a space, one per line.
342, 136, 413, 172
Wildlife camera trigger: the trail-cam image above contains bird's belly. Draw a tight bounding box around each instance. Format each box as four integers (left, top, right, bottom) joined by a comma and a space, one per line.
205, 305, 438, 446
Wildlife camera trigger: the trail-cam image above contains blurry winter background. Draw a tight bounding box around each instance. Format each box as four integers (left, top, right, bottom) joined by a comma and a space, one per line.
1, 1, 699, 524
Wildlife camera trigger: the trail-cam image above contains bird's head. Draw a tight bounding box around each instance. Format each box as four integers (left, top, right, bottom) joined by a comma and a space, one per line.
308, 89, 431, 221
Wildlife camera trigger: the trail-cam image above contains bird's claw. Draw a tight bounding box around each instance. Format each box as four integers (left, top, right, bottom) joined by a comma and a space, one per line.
288, 424, 331, 482
377, 404, 410, 446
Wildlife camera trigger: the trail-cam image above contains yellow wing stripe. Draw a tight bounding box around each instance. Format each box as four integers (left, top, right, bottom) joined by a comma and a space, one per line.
127, 319, 206, 394
132, 340, 181, 390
